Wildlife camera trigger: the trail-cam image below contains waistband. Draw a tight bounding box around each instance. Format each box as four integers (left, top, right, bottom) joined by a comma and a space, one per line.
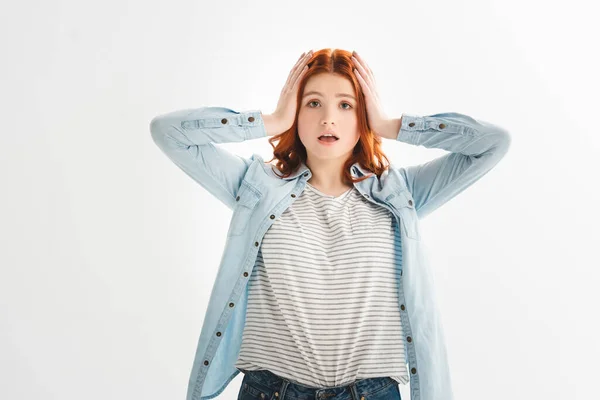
238, 368, 397, 400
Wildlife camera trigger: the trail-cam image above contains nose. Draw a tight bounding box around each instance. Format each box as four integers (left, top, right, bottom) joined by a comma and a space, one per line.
320, 106, 338, 126
321, 117, 336, 126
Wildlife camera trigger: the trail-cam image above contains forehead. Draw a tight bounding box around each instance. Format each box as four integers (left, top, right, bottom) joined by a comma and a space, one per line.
303, 73, 354, 95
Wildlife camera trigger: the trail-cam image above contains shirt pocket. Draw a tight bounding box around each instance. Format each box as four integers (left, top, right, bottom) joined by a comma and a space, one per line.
228, 181, 260, 237
386, 190, 420, 240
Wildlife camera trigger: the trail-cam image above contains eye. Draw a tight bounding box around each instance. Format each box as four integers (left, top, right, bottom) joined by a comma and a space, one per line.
307, 100, 353, 110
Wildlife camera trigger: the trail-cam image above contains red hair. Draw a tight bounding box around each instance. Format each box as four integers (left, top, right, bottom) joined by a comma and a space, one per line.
266, 48, 391, 184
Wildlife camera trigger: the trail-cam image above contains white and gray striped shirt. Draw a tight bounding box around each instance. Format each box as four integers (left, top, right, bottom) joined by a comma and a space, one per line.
235, 181, 409, 387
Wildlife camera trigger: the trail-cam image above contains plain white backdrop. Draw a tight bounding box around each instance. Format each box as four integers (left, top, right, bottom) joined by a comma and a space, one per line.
1, 0, 598, 399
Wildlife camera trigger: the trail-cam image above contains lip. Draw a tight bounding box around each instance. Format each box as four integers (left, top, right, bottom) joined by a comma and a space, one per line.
318, 130, 339, 145
320, 130, 338, 137
318, 139, 338, 146
317, 134, 339, 145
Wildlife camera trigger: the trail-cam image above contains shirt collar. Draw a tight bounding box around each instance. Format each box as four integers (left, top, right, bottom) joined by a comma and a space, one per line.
274, 159, 372, 181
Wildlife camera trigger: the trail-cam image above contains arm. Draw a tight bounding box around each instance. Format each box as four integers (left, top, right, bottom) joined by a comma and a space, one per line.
149, 106, 269, 211
384, 112, 512, 220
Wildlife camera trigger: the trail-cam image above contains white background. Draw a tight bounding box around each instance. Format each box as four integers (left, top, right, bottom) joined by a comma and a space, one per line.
1, 0, 598, 399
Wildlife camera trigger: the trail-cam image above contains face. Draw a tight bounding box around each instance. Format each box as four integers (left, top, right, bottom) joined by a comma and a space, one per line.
297, 73, 360, 163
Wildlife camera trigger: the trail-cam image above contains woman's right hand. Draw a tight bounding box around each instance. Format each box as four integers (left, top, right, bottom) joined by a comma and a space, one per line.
265, 50, 313, 136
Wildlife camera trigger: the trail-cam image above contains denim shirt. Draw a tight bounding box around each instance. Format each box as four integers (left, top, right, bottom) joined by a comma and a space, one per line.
149, 107, 511, 400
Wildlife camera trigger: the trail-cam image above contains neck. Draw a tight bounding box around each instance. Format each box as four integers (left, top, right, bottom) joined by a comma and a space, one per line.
305, 156, 351, 190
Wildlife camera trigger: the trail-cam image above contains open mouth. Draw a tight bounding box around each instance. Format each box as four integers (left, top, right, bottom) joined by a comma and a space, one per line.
318, 135, 339, 142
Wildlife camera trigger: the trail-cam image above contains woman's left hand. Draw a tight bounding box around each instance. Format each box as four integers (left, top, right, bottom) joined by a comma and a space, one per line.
352, 51, 390, 137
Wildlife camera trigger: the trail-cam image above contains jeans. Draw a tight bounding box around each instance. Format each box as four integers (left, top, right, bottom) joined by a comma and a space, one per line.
237, 368, 401, 400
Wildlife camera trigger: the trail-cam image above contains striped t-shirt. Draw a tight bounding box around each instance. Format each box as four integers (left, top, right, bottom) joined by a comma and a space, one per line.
234, 181, 409, 387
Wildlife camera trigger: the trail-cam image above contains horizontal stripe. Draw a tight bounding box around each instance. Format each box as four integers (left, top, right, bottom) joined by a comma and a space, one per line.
235, 184, 409, 387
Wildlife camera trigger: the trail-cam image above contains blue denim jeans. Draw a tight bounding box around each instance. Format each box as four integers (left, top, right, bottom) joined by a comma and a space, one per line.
237, 368, 401, 400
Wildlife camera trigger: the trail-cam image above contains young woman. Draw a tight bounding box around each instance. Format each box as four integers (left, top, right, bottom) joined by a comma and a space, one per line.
150, 48, 511, 400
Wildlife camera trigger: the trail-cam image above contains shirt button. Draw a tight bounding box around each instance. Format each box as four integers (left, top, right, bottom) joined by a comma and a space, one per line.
408, 199, 413, 206
411, 367, 417, 374
248, 116, 255, 122
221, 118, 228, 124
229, 302, 234, 307
408, 122, 415, 127
204, 360, 209, 366
236, 196, 240, 201
255, 242, 259, 246
291, 194, 296, 198
270, 215, 275, 219
406, 336, 412, 342
216, 332, 222, 337
439, 123, 446, 129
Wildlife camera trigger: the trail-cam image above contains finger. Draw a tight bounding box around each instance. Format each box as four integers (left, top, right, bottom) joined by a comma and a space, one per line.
353, 52, 374, 78
292, 65, 309, 90
357, 69, 381, 103
285, 52, 306, 87
353, 56, 373, 85
352, 55, 375, 86
288, 52, 312, 89
353, 58, 374, 90
354, 68, 373, 97
351, 55, 367, 79
292, 53, 312, 89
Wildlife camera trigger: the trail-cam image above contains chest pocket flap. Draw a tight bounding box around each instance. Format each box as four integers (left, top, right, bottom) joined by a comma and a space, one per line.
228, 181, 260, 236
386, 189, 420, 240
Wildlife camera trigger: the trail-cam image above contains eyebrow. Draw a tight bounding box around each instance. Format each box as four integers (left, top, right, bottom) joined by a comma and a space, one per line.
302, 90, 356, 101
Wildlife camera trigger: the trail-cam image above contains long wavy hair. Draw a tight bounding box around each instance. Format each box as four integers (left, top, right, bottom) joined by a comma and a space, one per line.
266, 48, 391, 184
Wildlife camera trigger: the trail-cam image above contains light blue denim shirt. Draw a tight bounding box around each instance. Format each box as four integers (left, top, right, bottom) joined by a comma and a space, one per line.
149, 107, 511, 400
